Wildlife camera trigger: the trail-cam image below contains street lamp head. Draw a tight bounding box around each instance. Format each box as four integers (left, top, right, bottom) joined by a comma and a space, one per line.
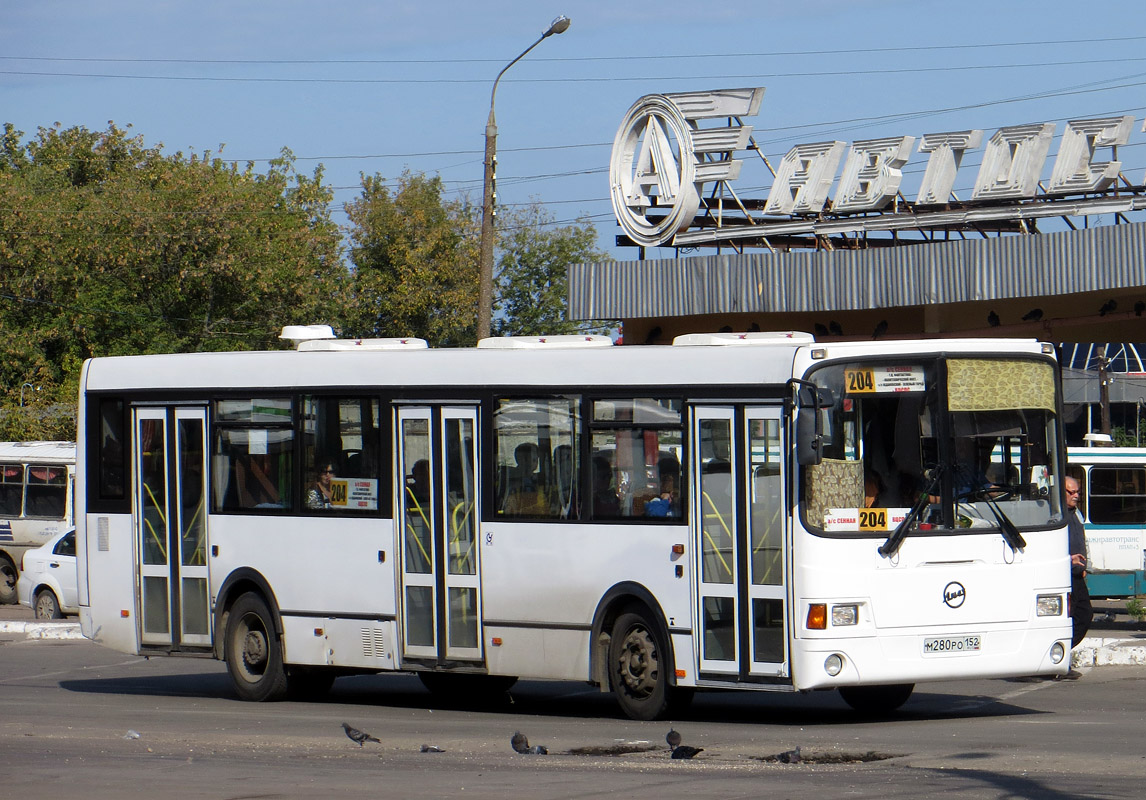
544, 15, 571, 37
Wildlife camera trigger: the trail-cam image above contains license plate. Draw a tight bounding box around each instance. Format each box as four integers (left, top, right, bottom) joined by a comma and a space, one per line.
923, 635, 982, 655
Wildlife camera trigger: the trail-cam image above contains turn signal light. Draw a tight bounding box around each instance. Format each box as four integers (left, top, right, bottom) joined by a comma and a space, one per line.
807, 603, 827, 630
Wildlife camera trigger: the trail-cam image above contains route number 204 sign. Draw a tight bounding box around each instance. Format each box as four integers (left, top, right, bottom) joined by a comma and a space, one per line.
844, 365, 925, 394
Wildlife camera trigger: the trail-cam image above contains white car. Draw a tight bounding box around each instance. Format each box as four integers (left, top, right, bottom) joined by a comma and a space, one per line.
16, 527, 78, 619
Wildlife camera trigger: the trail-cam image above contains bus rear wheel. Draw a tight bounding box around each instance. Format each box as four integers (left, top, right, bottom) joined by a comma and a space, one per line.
224, 592, 289, 702
0, 555, 17, 605
609, 609, 671, 721
839, 683, 914, 715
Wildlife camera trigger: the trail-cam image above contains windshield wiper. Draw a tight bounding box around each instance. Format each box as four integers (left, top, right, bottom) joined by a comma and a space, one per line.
981, 493, 1027, 550
879, 464, 944, 558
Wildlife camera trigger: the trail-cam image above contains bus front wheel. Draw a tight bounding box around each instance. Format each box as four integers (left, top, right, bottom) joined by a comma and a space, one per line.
224, 592, 289, 702
609, 609, 671, 721
839, 683, 914, 715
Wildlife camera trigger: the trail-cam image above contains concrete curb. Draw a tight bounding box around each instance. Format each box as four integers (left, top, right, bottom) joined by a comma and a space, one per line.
1073, 636, 1146, 667
0, 620, 83, 640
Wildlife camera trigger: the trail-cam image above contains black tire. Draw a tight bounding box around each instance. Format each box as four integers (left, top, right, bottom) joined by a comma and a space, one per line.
839, 683, 914, 715
224, 592, 289, 702
287, 666, 336, 700
609, 608, 672, 721
418, 672, 518, 705
34, 588, 63, 620
0, 555, 17, 605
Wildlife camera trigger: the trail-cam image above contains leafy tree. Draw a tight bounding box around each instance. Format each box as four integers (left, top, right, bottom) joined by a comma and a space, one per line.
492, 201, 613, 337
343, 170, 480, 346
0, 122, 347, 439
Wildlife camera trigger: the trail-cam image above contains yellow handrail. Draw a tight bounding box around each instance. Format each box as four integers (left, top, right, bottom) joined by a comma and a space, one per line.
141, 481, 168, 561
403, 486, 434, 569
700, 490, 734, 578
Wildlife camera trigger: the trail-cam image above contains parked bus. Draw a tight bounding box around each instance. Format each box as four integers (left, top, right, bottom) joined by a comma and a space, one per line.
0, 441, 76, 605
75, 330, 1072, 718
1065, 447, 1146, 598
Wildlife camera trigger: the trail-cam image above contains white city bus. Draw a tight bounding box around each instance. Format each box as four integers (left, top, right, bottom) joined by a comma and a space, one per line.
1065, 447, 1146, 598
0, 441, 75, 605
75, 331, 1073, 719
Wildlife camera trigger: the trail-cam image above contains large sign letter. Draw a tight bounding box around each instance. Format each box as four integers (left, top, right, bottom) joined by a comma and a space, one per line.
833, 136, 915, 212
1047, 116, 1134, 194
972, 123, 1056, 200
916, 130, 983, 206
764, 141, 847, 215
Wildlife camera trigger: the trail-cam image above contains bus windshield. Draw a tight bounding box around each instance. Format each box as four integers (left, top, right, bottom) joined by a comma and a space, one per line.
803, 356, 1062, 535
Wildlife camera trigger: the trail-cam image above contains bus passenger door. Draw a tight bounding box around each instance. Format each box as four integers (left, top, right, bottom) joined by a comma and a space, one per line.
134, 406, 211, 648
396, 406, 484, 665
691, 406, 789, 680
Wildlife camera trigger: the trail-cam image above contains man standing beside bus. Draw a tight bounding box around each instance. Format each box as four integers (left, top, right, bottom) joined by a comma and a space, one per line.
1065, 476, 1092, 671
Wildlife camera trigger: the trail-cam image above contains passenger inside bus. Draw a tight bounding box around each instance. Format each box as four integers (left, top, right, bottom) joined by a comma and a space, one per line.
504, 443, 549, 515
591, 456, 620, 517
305, 459, 336, 510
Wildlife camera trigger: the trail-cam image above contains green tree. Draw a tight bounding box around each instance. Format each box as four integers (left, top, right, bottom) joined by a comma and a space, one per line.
344, 170, 479, 346
491, 202, 613, 337
0, 122, 347, 439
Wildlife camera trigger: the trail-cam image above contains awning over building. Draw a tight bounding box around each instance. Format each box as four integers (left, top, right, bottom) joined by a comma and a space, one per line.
569, 220, 1146, 344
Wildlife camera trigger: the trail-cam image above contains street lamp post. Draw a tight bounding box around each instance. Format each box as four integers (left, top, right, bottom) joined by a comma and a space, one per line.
477, 15, 571, 341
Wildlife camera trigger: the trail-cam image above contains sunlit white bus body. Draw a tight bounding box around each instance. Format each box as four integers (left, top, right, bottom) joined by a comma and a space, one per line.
0, 441, 75, 605
1066, 447, 1146, 598
76, 333, 1072, 718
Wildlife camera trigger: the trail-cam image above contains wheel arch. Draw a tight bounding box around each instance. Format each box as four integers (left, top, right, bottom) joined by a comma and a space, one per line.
213, 567, 282, 661
590, 581, 679, 689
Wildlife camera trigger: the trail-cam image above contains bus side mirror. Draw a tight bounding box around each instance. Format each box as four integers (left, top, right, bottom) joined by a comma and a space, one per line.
796, 386, 834, 466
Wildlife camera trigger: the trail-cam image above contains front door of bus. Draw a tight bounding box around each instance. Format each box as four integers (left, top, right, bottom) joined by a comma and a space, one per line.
133, 406, 211, 648
395, 406, 484, 665
691, 406, 788, 679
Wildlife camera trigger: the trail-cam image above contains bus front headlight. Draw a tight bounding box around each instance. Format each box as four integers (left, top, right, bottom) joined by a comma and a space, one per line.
832, 604, 858, 626
1036, 594, 1063, 616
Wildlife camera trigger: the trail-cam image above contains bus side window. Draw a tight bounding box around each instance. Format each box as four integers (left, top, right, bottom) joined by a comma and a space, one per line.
0, 465, 23, 516
1088, 467, 1146, 524
26, 466, 66, 519
493, 397, 580, 520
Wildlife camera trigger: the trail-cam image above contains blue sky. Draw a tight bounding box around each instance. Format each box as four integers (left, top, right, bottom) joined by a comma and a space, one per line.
5, 0, 1146, 261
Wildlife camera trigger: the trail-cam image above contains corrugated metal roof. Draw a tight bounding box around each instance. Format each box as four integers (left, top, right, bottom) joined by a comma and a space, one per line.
568, 221, 1146, 320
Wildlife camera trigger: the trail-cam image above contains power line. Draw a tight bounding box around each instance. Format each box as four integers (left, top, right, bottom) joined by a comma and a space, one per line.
6, 34, 1146, 65
7, 57, 1146, 86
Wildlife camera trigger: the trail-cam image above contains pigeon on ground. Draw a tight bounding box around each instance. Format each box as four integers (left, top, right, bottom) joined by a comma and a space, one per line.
872, 320, 888, 339
666, 728, 682, 750
1135, 300, 1145, 317
778, 745, 802, 764
1022, 308, 1043, 322
342, 722, 380, 747
987, 310, 1001, 327
511, 731, 546, 754
814, 323, 829, 337
1100, 299, 1117, 316
421, 744, 444, 753
828, 320, 844, 336
671, 744, 703, 759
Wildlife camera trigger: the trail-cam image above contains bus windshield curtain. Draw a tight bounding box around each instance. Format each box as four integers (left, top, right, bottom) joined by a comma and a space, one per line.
947, 359, 1055, 414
